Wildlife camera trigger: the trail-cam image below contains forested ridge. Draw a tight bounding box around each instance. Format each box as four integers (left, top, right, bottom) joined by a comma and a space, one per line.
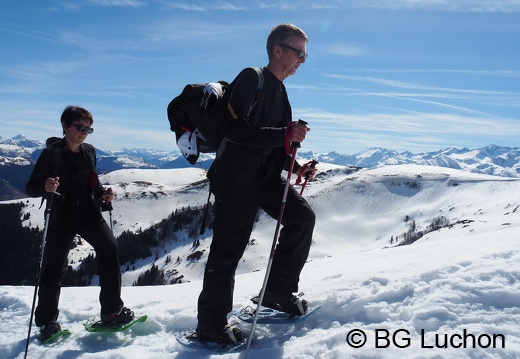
0, 202, 213, 286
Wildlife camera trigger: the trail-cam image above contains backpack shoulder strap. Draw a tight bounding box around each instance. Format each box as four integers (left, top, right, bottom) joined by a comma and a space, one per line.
250, 66, 264, 92
38, 138, 63, 208
46, 137, 64, 178
227, 67, 264, 121
82, 143, 97, 172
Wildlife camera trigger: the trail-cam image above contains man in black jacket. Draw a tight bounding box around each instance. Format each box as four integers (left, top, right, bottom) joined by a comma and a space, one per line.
196, 23, 317, 344
26, 105, 134, 340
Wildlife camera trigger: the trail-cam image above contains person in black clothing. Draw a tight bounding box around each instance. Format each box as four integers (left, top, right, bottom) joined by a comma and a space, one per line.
26, 105, 134, 340
196, 23, 317, 344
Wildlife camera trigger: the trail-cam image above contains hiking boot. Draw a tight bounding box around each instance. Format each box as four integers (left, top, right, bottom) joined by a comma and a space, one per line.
40, 321, 61, 340
196, 323, 243, 344
258, 290, 309, 316
101, 306, 135, 326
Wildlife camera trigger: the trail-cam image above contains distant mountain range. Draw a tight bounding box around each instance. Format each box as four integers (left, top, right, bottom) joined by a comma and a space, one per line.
302, 145, 520, 178
1, 134, 519, 200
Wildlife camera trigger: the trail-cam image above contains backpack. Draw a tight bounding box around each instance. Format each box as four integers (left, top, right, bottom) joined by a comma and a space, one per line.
167, 67, 264, 165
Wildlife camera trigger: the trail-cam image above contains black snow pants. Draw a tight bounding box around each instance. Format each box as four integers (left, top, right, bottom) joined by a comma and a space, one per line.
35, 206, 123, 327
197, 176, 315, 331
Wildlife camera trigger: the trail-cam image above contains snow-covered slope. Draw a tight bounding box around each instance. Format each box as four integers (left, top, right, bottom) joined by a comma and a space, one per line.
2, 164, 520, 358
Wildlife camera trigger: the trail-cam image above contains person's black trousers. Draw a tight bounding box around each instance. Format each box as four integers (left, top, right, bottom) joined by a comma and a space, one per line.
35, 209, 123, 326
197, 177, 315, 331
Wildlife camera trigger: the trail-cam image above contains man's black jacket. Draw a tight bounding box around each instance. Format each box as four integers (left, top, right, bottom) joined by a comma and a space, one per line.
209, 67, 301, 198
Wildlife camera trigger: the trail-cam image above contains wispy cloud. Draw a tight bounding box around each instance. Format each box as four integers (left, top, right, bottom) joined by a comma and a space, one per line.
87, 0, 145, 7
146, 22, 243, 42
322, 0, 520, 13
0, 24, 61, 43
148, 0, 520, 13
319, 73, 520, 115
323, 73, 518, 95
347, 68, 520, 80
296, 109, 520, 153
156, 1, 246, 11
326, 44, 367, 57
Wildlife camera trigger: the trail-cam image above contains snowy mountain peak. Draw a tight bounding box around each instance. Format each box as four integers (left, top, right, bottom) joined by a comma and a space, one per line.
0, 134, 43, 148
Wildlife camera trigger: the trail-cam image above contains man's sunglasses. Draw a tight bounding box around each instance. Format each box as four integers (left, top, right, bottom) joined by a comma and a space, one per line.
71, 123, 94, 134
279, 44, 308, 60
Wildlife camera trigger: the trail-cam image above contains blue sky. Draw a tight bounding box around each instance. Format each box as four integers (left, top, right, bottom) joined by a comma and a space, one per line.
1, 1, 519, 154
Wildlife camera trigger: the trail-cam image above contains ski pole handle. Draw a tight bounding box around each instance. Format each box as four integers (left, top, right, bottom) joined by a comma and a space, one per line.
299, 159, 318, 196
291, 119, 308, 149
306, 159, 318, 179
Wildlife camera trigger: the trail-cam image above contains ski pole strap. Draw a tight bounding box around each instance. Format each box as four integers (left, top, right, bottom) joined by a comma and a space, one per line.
295, 162, 310, 185
284, 123, 294, 155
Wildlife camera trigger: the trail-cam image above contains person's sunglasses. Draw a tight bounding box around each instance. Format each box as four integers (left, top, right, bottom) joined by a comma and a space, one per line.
71, 123, 94, 134
279, 44, 308, 60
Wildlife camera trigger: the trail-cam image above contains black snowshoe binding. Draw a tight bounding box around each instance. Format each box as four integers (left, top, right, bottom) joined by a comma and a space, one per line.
39, 321, 61, 340
253, 290, 309, 316
101, 306, 135, 327
195, 323, 243, 344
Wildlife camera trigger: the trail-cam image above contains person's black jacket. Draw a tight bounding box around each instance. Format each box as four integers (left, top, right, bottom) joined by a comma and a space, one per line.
208, 67, 301, 198
26, 138, 106, 225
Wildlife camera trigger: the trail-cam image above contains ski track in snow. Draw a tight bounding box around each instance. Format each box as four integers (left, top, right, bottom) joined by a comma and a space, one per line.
2, 164, 520, 358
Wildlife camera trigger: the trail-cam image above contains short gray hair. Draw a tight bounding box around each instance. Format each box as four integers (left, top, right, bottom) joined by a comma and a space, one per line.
266, 23, 309, 60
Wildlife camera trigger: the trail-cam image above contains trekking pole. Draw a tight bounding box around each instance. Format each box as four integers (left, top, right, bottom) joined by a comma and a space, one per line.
108, 201, 114, 233
299, 159, 318, 195
25, 192, 57, 359
244, 120, 307, 358
102, 188, 114, 233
